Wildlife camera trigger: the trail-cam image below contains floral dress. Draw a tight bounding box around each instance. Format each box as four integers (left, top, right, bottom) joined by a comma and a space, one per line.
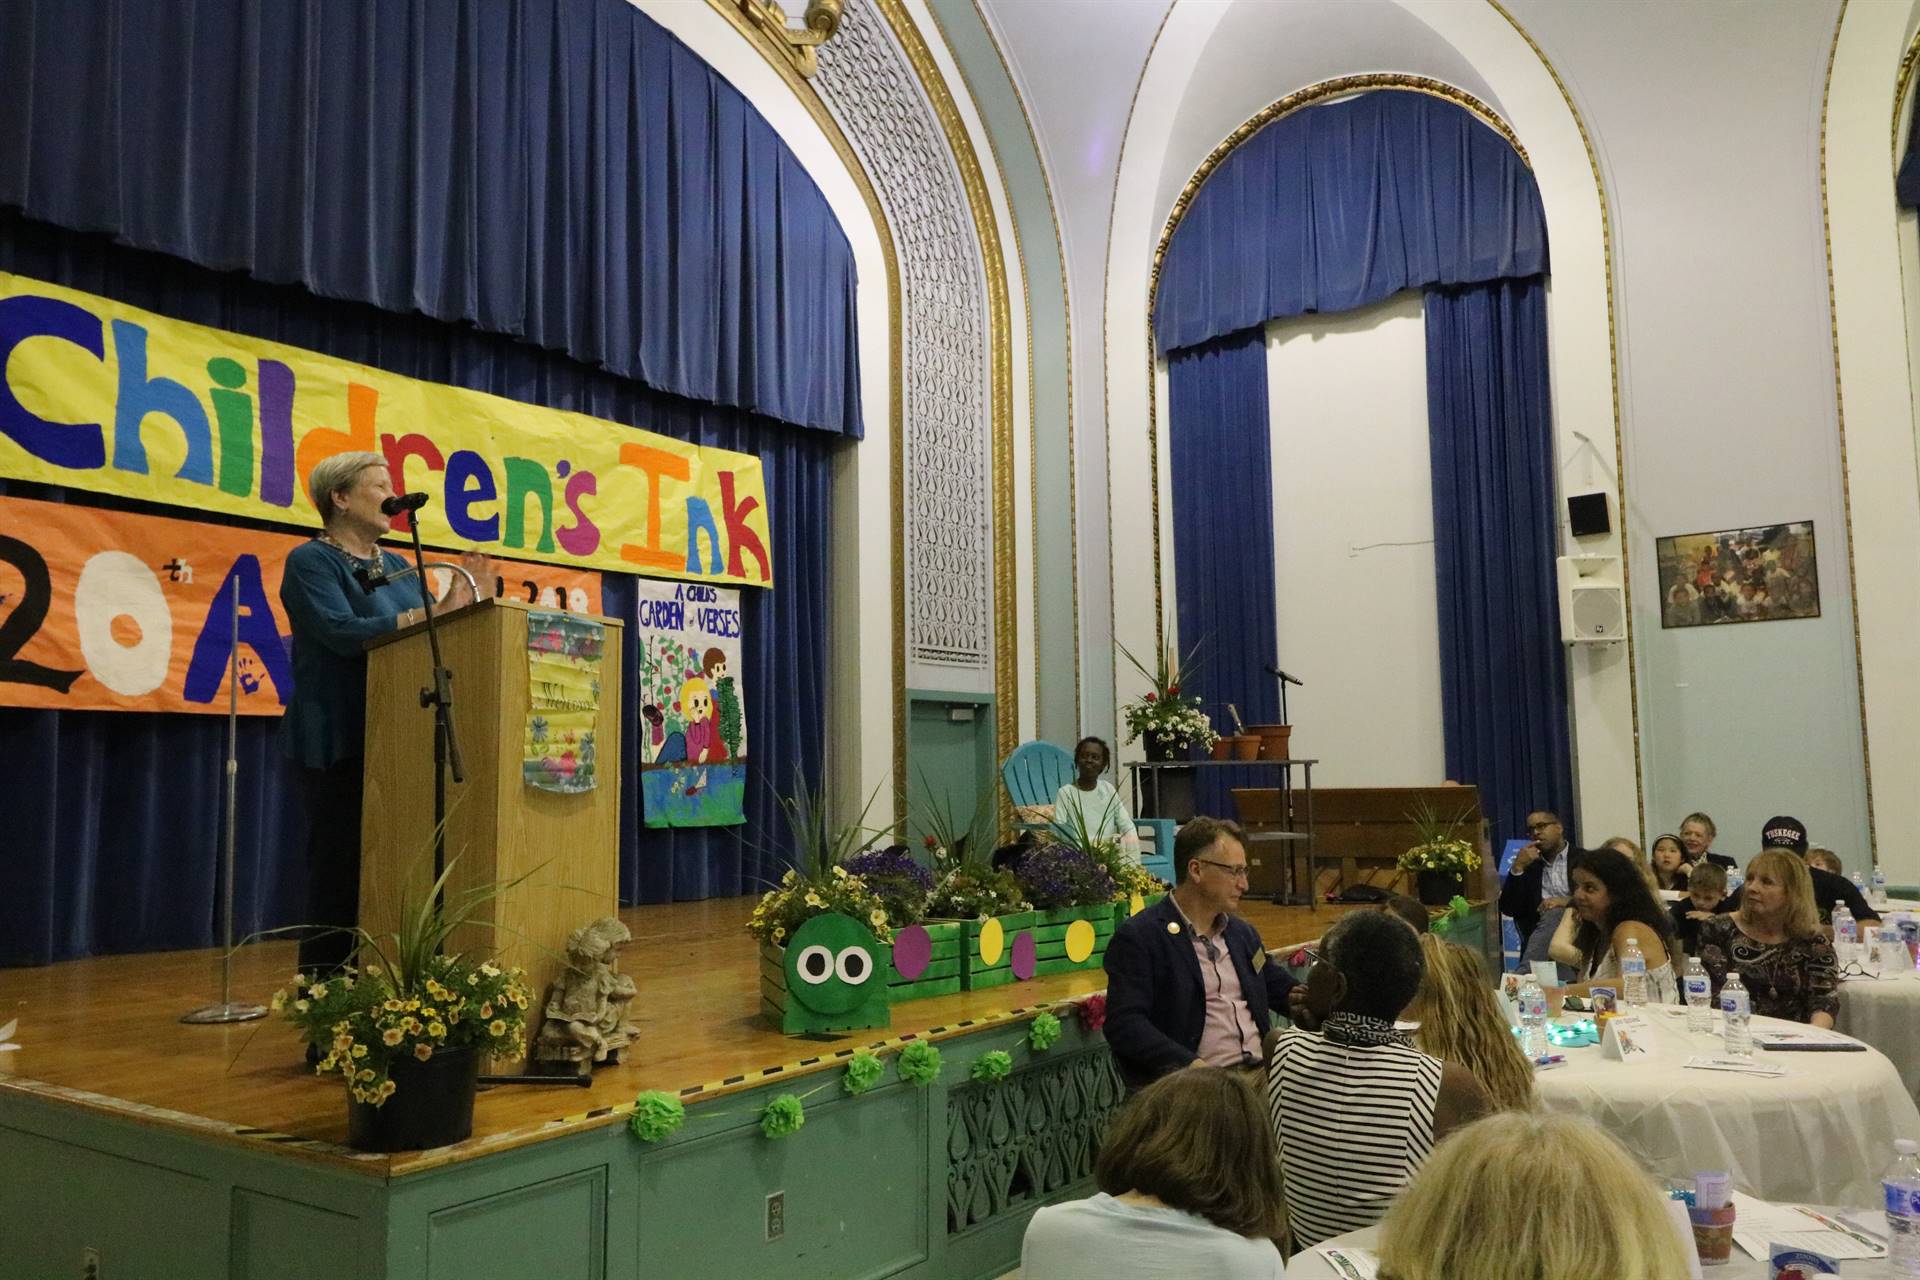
1695, 914, 1840, 1024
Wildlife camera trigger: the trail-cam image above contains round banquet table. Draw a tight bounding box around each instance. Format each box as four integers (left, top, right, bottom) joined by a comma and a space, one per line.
1282, 1222, 1891, 1279
1531, 1008, 1920, 1205
1839, 968, 1920, 1104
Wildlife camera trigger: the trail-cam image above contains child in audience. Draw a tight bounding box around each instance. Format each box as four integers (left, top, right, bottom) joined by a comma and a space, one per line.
1380, 894, 1431, 934
1403, 934, 1535, 1113
1670, 860, 1728, 956
1020, 1067, 1284, 1278
1807, 846, 1843, 877
1648, 834, 1692, 892
1375, 1112, 1692, 1280
1601, 836, 1662, 894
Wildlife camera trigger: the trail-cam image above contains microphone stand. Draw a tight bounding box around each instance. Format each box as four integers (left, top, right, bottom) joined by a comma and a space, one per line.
401, 512, 464, 899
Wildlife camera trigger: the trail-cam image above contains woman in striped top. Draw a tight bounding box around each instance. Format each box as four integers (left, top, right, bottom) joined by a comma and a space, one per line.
1264, 912, 1490, 1252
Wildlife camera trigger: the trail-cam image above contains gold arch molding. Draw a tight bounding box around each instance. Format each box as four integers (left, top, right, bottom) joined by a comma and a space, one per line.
708, 0, 1019, 821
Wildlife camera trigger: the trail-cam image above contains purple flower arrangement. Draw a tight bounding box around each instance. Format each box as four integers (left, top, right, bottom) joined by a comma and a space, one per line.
841, 845, 936, 925
1013, 843, 1117, 910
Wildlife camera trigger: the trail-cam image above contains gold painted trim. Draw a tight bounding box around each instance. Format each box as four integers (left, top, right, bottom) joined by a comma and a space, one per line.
1894, 22, 1920, 157
733, 0, 845, 78
702, 0, 911, 826
1821, 0, 1878, 855
960, 0, 1082, 731
873, 0, 1021, 791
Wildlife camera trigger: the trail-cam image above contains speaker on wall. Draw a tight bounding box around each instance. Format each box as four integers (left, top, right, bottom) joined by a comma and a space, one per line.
1567, 491, 1611, 537
1557, 555, 1626, 645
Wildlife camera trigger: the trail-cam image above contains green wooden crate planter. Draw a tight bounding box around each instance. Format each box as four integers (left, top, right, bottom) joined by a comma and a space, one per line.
758, 938, 892, 1036
953, 910, 1040, 991
1114, 891, 1167, 928
1030, 903, 1116, 977
887, 920, 965, 1003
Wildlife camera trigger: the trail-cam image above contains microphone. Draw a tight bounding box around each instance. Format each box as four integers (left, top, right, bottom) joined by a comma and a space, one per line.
381, 491, 429, 517
1264, 663, 1305, 687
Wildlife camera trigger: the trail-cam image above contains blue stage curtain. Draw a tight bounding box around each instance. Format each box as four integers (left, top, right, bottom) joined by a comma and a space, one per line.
1425, 279, 1573, 844
0, 0, 861, 439
1154, 92, 1548, 354
1900, 96, 1920, 207
0, 214, 832, 966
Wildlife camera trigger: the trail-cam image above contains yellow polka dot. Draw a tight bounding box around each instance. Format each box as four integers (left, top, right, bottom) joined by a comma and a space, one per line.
978, 917, 1005, 967
1128, 892, 1145, 916
1065, 919, 1097, 963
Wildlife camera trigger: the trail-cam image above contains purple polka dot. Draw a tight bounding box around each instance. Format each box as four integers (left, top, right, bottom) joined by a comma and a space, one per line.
1010, 930, 1037, 981
892, 925, 932, 981
555, 460, 571, 477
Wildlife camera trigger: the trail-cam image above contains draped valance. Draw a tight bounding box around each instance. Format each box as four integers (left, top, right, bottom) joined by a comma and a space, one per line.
1154, 91, 1548, 355
0, 0, 863, 438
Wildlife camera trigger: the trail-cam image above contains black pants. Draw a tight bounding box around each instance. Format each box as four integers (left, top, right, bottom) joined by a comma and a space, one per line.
297, 756, 365, 975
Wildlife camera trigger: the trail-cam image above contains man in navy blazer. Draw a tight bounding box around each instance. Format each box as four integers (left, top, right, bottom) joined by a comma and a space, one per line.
1103, 816, 1304, 1090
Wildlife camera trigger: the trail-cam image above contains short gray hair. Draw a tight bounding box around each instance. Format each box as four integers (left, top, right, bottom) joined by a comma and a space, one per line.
308, 451, 388, 525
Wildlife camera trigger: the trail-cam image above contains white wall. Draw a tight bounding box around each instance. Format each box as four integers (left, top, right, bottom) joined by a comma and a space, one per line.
1265, 292, 1445, 787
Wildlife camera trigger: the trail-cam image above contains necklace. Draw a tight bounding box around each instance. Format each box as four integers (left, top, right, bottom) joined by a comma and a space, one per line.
317, 531, 381, 567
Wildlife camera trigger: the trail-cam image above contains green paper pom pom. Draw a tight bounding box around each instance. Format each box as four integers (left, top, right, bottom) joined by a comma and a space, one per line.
896, 1040, 943, 1086
970, 1050, 1014, 1083
760, 1093, 806, 1140
1028, 1012, 1063, 1052
627, 1090, 686, 1143
1448, 894, 1471, 920
843, 1048, 885, 1095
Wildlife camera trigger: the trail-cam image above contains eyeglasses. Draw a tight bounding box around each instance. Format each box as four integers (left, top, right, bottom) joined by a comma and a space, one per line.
1839, 958, 1889, 980
1195, 858, 1251, 882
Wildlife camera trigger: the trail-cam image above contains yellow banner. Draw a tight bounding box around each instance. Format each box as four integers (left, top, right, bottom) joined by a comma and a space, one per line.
0, 273, 774, 587
0, 495, 602, 715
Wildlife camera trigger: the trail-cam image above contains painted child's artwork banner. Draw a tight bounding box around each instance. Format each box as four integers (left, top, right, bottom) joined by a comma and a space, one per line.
0, 273, 774, 587
0, 494, 600, 715
634, 579, 746, 828
524, 610, 605, 795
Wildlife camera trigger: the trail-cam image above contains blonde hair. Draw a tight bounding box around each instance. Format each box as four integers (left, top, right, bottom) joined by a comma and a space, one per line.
1404, 935, 1535, 1114
1093, 1067, 1286, 1239
1806, 846, 1843, 876
1377, 1112, 1690, 1280
1603, 836, 1661, 894
1742, 849, 1823, 939
307, 451, 388, 525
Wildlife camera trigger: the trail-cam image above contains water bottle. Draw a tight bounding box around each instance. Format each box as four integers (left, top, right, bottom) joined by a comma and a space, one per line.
1885, 1138, 1920, 1278
1519, 976, 1549, 1059
1683, 957, 1713, 1034
1834, 904, 1858, 956
1873, 865, 1892, 909
1621, 937, 1649, 1007
1720, 972, 1752, 1059
1854, 869, 1871, 903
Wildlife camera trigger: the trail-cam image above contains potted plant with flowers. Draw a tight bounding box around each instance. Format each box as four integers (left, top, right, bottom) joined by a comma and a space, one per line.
1052, 795, 1169, 925
270, 857, 534, 1153
1396, 802, 1485, 905
1012, 842, 1120, 977
1119, 632, 1216, 822
918, 783, 1033, 992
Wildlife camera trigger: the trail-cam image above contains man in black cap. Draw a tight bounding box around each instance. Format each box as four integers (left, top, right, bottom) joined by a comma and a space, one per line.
1720, 815, 1879, 928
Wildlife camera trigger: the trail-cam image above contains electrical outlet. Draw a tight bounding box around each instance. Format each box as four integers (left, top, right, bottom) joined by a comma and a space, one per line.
80, 1245, 101, 1279
765, 1190, 785, 1241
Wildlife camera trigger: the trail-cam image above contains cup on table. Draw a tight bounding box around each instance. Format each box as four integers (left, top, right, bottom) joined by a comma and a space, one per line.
1688, 1203, 1735, 1266
1545, 986, 1568, 1017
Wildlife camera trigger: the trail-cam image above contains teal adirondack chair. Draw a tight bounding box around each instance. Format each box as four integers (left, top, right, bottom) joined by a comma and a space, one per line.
1000, 740, 1176, 883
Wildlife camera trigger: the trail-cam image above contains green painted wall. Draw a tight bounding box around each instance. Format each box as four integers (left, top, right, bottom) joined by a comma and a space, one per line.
907, 690, 997, 850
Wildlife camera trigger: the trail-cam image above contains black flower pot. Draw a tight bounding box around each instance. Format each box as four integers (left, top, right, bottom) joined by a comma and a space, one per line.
346, 1045, 480, 1152
1143, 732, 1181, 763
1414, 870, 1464, 907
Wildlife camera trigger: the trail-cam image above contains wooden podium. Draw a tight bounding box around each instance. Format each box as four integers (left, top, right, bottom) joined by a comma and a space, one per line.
359, 599, 622, 1030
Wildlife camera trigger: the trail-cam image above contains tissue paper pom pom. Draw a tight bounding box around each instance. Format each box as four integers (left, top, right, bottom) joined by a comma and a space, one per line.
843, 1049, 885, 1095
760, 1093, 806, 1139
1028, 1012, 1062, 1052
1075, 994, 1107, 1033
627, 1091, 686, 1143
969, 1050, 1013, 1083
896, 1040, 943, 1086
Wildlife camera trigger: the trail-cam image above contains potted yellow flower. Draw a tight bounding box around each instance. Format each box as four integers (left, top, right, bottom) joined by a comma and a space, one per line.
1395, 802, 1485, 905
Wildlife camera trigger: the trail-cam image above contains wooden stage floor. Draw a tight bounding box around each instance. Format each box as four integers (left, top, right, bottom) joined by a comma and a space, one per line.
0, 895, 1354, 1174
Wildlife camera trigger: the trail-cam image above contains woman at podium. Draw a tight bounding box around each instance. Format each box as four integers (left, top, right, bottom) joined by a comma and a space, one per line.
279, 451, 485, 974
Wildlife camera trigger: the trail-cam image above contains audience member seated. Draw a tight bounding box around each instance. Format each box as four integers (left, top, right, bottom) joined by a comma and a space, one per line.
1720, 815, 1878, 927
1601, 836, 1662, 894
1648, 833, 1693, 892
1679, 811, 1734, 869
1104, 817, 1302, 1089
1498, 810, 1588, 965
1403, 934, 1535, 1114
1548, 848, 1680, 1003
1380, 894, 1431, 934
1264, 912, 1490, 1251
1053, 735, 1142, 861
1374, 1112, 1693, 1280
1669, 860, 1728, 956
1807, 845, 1843, 877
1697, 849, 1839, 1029
1020, 1067, 1285, 1279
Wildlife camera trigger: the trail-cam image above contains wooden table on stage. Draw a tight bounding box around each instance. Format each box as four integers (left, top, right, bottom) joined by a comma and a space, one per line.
1232, 784, 1487, 905
1125, 758, 1319, 905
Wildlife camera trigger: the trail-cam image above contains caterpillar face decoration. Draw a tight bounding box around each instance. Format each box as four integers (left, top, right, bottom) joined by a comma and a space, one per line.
778, 913, 890, 1035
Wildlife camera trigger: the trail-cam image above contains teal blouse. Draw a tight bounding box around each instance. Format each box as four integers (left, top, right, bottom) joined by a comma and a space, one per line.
278, 540, 425, 769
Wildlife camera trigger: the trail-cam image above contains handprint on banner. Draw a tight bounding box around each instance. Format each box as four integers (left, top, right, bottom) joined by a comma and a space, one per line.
161, 558, 194, 583
237, 657, 261, 696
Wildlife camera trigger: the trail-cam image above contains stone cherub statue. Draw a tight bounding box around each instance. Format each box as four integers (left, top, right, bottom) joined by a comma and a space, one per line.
534, 917, 639, 1069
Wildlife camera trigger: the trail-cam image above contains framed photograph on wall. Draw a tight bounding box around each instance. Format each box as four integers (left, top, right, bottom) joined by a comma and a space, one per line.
1655, 521, 1820, 629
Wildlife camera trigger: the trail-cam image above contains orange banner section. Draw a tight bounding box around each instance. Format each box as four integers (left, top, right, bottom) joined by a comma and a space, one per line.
0, 496, 601, 715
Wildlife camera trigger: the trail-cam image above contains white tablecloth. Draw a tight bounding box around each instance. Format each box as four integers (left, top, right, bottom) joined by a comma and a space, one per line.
1840, 970, 1920, 1103
1282, 1223, 1892, 1279
1532, 1009, 1920, 1205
